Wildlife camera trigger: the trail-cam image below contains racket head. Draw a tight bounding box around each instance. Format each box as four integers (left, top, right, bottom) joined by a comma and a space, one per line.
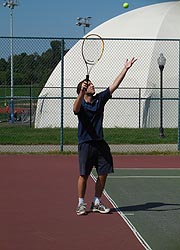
82, 34, 104, 68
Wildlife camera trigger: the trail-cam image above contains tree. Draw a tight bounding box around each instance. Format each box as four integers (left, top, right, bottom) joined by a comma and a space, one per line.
0, 39, 70, 88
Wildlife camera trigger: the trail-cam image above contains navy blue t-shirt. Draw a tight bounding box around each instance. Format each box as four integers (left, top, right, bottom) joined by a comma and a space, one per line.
74, 87, 112, 144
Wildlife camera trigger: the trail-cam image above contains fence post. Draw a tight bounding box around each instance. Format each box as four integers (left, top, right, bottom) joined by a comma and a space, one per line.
60, 39, 64, 151
178, 40, 180, 151
139, 88, 141, 128
30, 84, 32, 128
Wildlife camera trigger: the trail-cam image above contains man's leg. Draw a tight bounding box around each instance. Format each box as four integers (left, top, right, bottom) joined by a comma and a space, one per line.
78, 175, 89, 199
76, 175, 89, 215
95, 174, 107, 198
91, 174, 110, 214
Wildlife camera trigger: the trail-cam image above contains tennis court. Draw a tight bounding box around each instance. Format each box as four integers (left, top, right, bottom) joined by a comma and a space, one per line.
92, 167, 180, 250
0, 155, 180, 250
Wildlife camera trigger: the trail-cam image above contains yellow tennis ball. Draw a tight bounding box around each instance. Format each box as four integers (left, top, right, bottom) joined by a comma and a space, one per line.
123, 2, 129, 8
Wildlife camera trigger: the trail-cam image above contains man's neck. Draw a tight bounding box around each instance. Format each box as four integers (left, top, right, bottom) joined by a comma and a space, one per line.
84, 93, 93, 103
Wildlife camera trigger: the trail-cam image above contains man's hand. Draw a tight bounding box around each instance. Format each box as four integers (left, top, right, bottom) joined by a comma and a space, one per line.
125, 57, 137, 69
81, 81, 88, 93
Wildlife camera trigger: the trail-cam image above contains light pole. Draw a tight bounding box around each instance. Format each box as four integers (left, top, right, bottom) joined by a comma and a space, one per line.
76, 17, 92, 35
3, 0, 19, 123
157, 53, 166, 137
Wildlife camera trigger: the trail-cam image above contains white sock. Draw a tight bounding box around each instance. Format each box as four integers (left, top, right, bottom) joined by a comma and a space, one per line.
78, 198, 84, 206
94, 197, 100, 205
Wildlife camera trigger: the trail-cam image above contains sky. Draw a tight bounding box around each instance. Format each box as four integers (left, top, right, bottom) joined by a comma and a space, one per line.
0, 0, 177, 38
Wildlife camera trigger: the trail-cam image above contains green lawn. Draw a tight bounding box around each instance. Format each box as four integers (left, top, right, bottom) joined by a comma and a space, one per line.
0, 126, 178, 145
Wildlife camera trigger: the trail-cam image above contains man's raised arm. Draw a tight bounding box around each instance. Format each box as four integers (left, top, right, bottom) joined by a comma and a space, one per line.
109, 58, 137, 95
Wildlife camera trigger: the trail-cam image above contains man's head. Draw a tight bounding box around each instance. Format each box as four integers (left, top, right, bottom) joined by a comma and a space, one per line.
77, 79, 95, 95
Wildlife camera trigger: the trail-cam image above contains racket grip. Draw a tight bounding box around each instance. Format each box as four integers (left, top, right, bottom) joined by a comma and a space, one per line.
86, 75, 89, 82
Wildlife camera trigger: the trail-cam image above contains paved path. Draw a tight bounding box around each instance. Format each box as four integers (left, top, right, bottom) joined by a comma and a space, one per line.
0, 144, 177, 153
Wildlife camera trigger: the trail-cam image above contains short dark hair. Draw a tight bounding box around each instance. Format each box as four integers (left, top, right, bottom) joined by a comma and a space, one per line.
76, 79, 86, 94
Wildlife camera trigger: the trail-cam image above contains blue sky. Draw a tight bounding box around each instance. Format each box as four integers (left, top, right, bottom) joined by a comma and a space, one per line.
0, 0, 177, 38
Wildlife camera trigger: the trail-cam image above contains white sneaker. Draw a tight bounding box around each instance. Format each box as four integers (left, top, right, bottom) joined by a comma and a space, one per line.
76, 203, 87, 216
91, 202, 110, 214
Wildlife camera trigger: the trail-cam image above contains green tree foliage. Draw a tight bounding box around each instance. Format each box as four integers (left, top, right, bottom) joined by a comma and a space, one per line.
0, 40, 69, 89
0, 58, 8, 85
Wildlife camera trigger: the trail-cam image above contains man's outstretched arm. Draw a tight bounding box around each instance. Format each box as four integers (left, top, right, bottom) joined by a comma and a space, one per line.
109, 58, 137, 95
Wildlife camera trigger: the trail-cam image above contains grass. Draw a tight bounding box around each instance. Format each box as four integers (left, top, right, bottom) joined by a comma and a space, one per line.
104, 127, 178, 144
0, 126, 178, 145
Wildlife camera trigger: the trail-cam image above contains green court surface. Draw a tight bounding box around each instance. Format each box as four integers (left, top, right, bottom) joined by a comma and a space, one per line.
93, 168, 180, 250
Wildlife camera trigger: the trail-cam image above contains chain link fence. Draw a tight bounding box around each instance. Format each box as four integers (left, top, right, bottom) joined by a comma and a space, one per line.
0, 37, 179, 153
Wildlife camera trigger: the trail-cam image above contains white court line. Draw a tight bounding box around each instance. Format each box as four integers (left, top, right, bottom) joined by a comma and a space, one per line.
108, 176, 180, 179
90, 173, 152, 250
124, 213, 135, 216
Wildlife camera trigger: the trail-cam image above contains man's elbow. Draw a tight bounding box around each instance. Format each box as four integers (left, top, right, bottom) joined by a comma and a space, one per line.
73, 106, 79, 114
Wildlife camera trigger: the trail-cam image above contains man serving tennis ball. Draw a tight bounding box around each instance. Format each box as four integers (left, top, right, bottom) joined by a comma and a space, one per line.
73, 57, 137, 215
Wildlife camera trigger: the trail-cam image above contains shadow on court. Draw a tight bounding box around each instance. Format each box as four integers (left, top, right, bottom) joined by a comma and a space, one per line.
111, 202, 180, 212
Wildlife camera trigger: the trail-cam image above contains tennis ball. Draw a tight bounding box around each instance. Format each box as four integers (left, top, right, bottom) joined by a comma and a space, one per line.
123, 2, 129, 8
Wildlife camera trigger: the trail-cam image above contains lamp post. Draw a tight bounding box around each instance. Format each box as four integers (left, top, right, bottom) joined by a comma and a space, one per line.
157, 53, 166, 137
76, 17, 92, 35
3, 0, 19, 123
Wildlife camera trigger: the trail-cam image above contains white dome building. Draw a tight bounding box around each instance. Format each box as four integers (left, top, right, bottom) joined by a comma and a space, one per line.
35, 1, 180, 129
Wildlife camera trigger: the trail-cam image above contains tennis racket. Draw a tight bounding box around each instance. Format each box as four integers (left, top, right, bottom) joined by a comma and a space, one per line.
81, 34, 104, 83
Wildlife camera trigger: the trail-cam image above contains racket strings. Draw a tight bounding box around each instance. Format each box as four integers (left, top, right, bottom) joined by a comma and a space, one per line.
82, 39, 104, 65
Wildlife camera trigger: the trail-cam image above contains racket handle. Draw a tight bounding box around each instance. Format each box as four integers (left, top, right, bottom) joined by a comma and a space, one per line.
86, 75, 89, 82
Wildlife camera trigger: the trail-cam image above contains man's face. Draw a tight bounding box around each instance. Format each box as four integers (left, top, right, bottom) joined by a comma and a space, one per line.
85, 81, 95, 95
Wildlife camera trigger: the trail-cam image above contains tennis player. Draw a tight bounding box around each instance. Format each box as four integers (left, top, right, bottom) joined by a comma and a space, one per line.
73, 58, 137, 215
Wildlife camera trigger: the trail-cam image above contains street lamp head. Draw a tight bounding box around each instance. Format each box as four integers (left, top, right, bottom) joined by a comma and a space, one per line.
76, 22, 82, 26
3, 0, 19, 9
157, 53, 166, 67
76, 16, 92, 35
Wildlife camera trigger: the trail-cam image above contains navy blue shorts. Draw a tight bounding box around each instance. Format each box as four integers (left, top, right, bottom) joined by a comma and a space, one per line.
78, 140, 114, 176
